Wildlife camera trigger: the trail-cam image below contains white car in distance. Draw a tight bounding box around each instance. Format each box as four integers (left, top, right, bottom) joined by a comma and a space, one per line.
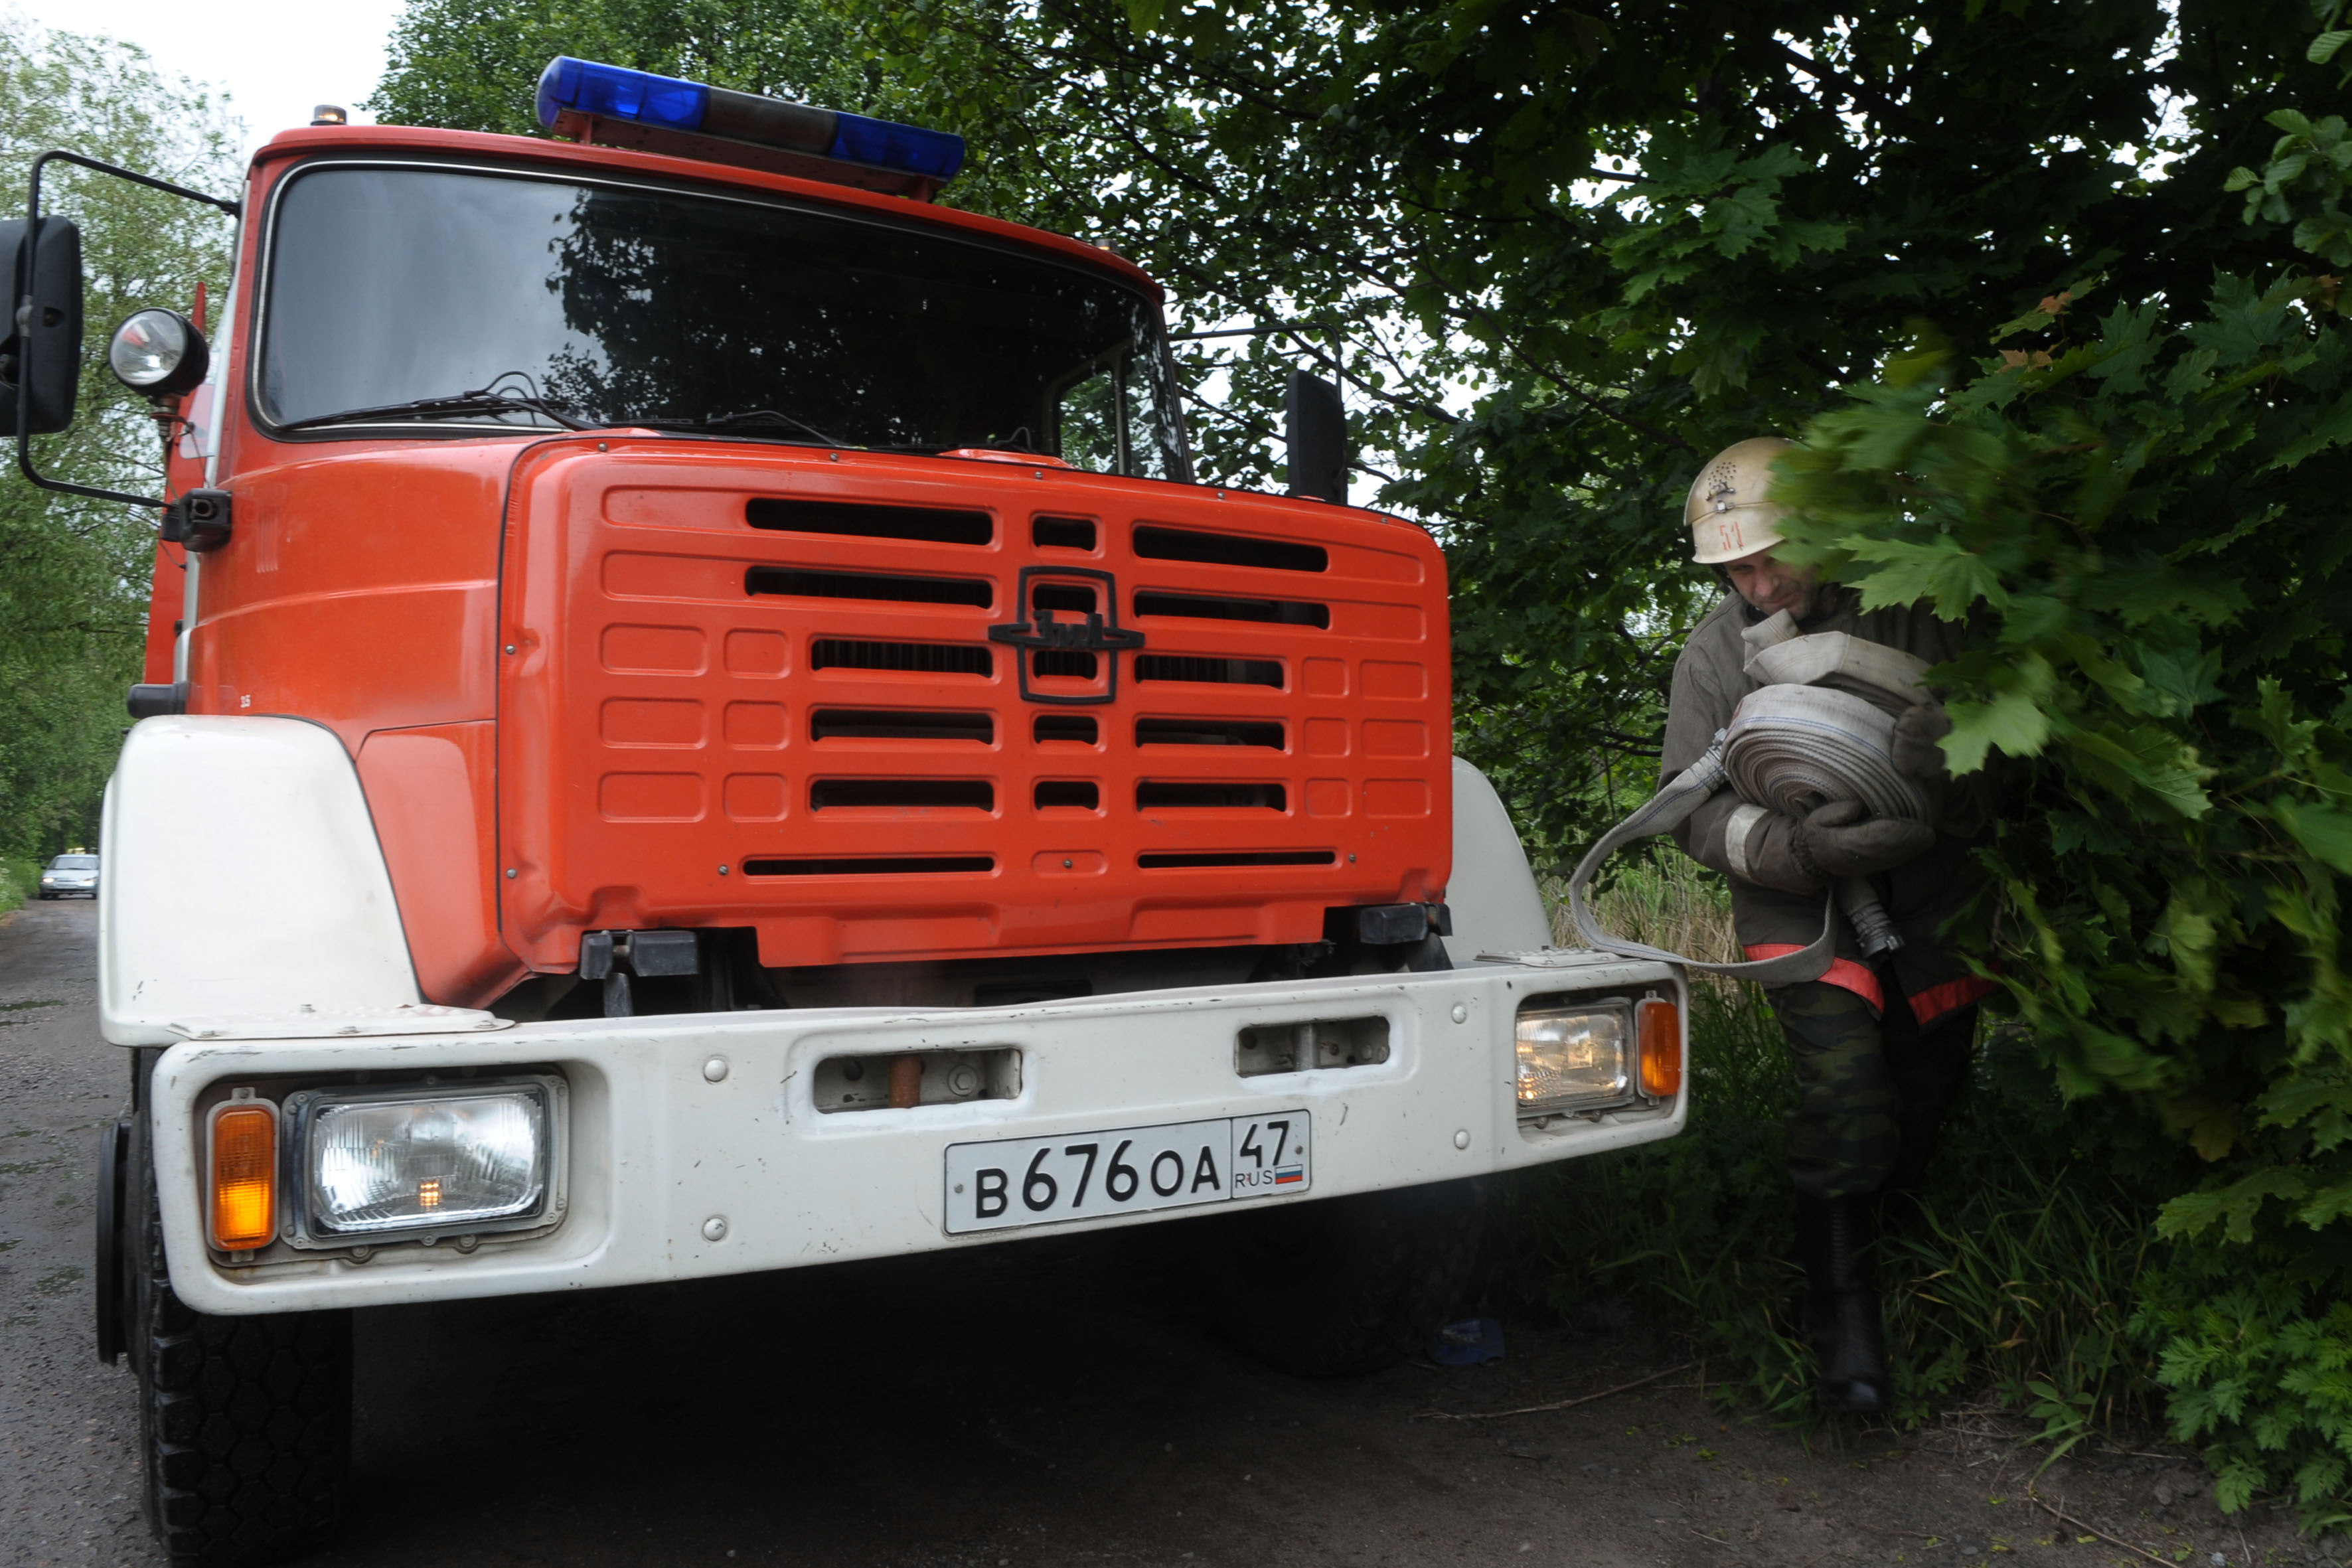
38, 852, 99, 900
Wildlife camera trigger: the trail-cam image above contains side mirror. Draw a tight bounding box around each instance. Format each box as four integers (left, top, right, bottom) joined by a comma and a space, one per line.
0, 216, 84, 435
1284, 367, 1347, 504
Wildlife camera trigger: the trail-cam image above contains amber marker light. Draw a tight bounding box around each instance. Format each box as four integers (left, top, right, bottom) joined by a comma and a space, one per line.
1637, 996, 1684, 1100
208, 1098, 279, 1251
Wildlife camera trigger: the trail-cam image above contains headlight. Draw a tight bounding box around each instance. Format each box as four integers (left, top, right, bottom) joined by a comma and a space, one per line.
106, 307, 210, 398
1515, 1001, 1634, 1116
281, 1077, 564, 1246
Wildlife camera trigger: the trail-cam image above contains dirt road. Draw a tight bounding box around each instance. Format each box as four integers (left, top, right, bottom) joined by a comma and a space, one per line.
0, 897, 2332, 1567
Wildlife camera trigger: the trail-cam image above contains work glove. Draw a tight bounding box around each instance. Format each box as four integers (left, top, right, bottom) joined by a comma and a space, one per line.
1893, 701, 1953, 783
1792, 799, 1936, 881
1728, 810, 1822, 895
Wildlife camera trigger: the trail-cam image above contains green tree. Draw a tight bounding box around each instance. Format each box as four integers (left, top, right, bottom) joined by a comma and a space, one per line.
0, 17, 238, 876
841, 0, 2335, 854
369, 0, 864, 136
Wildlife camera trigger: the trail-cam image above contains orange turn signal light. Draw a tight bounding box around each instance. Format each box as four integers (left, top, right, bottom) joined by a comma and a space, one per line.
1636, 996, 1683, 1100
208, 1100, 278, 1251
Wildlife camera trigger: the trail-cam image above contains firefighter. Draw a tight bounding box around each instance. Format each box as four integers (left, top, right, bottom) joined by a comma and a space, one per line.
1660, 436, 1998, 1414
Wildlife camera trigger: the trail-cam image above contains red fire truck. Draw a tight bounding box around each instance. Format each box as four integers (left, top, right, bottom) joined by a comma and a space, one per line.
5, 58, 1686, 1563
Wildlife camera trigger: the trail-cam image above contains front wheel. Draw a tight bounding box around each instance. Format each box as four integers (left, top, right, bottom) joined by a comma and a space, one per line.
125, 1083, 352, 1563
1184, 1177, 1485, 1377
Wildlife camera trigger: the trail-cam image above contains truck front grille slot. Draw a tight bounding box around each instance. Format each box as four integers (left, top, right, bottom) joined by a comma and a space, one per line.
1033, 582, 1099, 613
1133, 525, 1327, 574
1237, 1017, 1392, 1076
742, 855, 996, 876
1135, 655, 1283, 688
1137, 781, 1287, 811
1139, 850, 1334, 869
1135, 718, 1285, 749
1034, 649, 1098, 678
1034, 781, 1100, 809
810, 779, 994, 811
811, 639, 993, 676
813, 1046, 1022, 1112
1032, 516, 1096, 550
746, 497, 992, 546
1134, 590, 1329, 629
1034, 714, 1099, 744
810, 708, 993, 743
747, 567, 992, 607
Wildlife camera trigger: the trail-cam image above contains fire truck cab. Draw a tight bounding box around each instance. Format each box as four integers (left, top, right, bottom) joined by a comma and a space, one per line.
5, 59, 1687, 1563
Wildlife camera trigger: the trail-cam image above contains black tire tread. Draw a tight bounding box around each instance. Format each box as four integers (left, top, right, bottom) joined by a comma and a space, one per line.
130, 1098, 351, 1563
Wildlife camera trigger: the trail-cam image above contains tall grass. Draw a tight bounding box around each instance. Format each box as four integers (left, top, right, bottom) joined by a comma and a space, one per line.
1502, 868, 2173, 1447
1544, 850, 1742, 974
1881, 1148, 2157, 1446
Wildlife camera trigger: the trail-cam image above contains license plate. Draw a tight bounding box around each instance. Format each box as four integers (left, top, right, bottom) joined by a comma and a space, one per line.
943, 1111, 1310, 1235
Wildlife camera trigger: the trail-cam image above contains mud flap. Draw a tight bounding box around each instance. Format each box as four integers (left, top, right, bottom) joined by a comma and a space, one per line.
94, 1117, 130, 1364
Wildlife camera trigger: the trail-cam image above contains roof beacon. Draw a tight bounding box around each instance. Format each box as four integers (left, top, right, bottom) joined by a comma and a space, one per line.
535, 56, 965, 202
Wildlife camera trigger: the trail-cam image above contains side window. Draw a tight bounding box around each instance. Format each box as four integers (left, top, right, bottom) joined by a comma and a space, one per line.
1121, 350, 1180, 481
1058, 364, 1119, 473
1056, 342, 1186, 481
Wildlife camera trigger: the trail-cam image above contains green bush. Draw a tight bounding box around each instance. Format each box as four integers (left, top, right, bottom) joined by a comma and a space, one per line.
1748, 97, 2352, 1528
2136, 1216, 2352, 1523
0, 856, 32, 915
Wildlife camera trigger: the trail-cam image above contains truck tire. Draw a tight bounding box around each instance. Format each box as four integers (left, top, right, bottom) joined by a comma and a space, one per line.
1187, 1176, 1484, 1377
126, 1091, 351, 1563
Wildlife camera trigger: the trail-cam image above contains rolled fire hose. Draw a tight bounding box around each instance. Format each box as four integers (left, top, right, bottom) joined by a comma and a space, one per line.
1563, 613, 1936, 984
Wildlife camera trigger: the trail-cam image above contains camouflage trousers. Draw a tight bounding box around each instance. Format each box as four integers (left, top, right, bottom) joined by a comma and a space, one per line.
1769, 979, 1979, 1200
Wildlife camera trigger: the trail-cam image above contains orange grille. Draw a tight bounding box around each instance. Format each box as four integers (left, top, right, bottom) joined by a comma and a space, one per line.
496, 445, 1452, 971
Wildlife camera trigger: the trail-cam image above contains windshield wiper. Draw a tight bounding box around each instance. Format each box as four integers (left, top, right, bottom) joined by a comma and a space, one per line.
972, 426, 1044, 455
631, 408, 842, 447
277, 387, 594, 433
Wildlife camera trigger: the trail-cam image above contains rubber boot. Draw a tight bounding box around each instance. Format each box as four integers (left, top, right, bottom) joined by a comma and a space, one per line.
1795, 1194, 1891, 1415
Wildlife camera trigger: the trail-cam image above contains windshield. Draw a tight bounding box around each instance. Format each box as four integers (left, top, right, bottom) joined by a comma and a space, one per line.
50, 856, 96, 869
257, 163, 1188, 477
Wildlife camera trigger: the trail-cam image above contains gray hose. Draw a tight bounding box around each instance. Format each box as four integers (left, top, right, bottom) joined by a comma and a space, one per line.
1563, 728, 1840, 984
1565, 644, 1936, 980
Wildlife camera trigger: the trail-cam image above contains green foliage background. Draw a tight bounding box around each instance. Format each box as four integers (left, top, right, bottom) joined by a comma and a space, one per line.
0, 18, 237, 886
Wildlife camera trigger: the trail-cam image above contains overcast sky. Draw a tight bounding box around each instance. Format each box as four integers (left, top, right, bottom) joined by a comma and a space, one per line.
15, 0, 409, 155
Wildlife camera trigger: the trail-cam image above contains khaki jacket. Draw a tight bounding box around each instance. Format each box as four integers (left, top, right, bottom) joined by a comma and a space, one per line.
1660, 587, 1994, 1026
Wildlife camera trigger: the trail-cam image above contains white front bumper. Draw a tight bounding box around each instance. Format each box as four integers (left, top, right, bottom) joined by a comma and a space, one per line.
151, 953, 1684, 1315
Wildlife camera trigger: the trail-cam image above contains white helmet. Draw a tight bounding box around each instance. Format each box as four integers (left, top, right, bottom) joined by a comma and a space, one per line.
1686, 436, 1796, 566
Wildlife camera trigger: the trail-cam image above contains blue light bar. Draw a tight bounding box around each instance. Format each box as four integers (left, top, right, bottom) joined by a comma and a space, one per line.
828, 112, 965, 181
536, 58, 707, 134
536, 56, 965, 187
